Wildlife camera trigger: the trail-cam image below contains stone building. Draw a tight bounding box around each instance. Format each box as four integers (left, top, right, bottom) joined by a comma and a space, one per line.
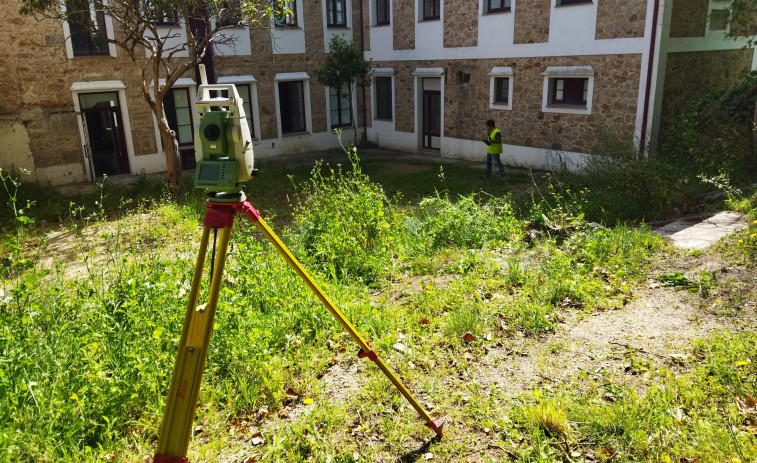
0, 0, 754, 185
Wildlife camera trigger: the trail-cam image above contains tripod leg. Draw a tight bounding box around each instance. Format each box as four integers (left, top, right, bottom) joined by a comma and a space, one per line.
155, 225, 234, 462
238, 201, 445, 437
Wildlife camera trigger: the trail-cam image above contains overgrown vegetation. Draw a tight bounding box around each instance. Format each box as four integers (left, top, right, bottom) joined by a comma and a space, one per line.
1, 137, 755, 462
556, 72, 757, 223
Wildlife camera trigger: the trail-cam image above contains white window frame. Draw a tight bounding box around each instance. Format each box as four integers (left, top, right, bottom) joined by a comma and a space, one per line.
488, 67, 514, 110
217, 75, 261, 139
484, 0, 512, 15
326, 84, 355, 129
61, 0, 118, 59
370, 68, 395, 121
373, 0, 391, 26
274, 72, 312, 137
150, 78, 197, 154
541, 66, 594, 115
70, 81, 135, 181
707, 1, 732, 34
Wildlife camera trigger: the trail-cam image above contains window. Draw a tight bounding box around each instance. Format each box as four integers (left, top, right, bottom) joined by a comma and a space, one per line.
66, 0, 109, 56
219, 85, 255, 138
164, 88, 194, 145
493, 78, 509, 104
374, 77, 393, 120
275, 0, 297, 27
218, 0, 243, 27
329, 85, 351, 127
486, 0, 510, 14
422, 0, 440, 20
488, 67, 513, 110
376, 0, 390, 25
556, 0, 591, 5
548, 78, 588, 106
541, 66, 593, 114
278, 81, 306, 133
327, 0, 347, 27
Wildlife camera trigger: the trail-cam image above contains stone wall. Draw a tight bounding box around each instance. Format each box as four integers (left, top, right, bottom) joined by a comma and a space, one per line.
513, 0, 550, 44
443, 0, 478, 48
661, 49, 753, 133
669, 0, 708, 38
596, 0, 647, 39
1, 2, 162, 179
382, 54, 643, 153
393, 0, 416, 49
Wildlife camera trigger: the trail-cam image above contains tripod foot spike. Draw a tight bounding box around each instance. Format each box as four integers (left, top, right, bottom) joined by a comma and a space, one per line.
425, 417, 447, 437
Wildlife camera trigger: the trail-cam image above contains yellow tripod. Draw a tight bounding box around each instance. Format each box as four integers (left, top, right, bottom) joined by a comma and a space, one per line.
153, 198, 445, 463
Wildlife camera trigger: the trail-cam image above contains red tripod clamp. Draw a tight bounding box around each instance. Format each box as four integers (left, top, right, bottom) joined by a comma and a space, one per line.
357, 342, 378, 362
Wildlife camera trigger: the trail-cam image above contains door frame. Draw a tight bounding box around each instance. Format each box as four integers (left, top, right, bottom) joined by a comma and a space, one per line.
71, 81, 136, 182
422, 89, 441, 150
412, 68, 444, 153
80, 97, 130, 176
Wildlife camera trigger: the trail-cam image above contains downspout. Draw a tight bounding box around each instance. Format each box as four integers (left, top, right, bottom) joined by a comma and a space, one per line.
639, 0, 661, 153
359, 0, 368, 143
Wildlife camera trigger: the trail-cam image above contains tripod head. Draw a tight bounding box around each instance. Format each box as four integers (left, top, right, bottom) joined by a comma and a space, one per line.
193, 82, 256, 202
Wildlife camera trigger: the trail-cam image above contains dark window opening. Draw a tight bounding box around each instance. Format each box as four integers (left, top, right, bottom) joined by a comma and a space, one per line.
219, 85, 255, 138
457, 71, 471, 84
557, 0, 592, 5
218, 0, 243, 27
375, 77, 393, 120
422, 0, 439, 20
275, 0, 297, 27
163, 87, 196, 169
487, 0, 510, 14
327, 0, 347, 27
278, 81, 306, 134
330, 85, 351, 127
494, 77, 509, 104
548, 77, 588, 107
376, 0, 390, 25
67, 0, 109, 56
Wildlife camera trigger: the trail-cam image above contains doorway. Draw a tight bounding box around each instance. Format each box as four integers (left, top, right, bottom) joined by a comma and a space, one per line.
79, 92, 130, 178
421, 78, 441, 150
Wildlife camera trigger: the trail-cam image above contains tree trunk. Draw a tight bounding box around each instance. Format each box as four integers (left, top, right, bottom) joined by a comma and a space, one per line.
154, 97, 184, 196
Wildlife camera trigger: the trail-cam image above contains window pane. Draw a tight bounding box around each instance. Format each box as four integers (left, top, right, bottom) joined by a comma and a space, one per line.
177, 125, 192, 144
375, 77, 392, 120
376, 0, 389, 24
279, 81, 306, 133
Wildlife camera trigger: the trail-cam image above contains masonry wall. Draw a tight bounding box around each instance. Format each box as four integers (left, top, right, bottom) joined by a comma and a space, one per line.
372, 53, 642, 154
513, 0, 550, 44
393, 0, 416, 49
660, 49, 753, 133
669, 0, 708, 38
443, 0, 478, 48
596, 0, 647, 39
1, 2, 161, 183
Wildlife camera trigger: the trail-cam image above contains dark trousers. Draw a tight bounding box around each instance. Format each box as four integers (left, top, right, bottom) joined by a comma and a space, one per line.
485, 153, 505, 178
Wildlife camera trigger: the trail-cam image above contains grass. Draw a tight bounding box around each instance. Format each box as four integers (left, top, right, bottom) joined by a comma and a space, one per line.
0, 151, 755, 462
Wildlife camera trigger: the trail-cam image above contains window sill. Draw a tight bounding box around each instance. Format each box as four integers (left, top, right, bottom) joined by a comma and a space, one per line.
490, 102, 512, 110
374, 117, 393, 122
484, 8, 511, 14
275, 24, 300, 29
327, 25, 349, 29
374, 22, 390, 27
282, 130, 310, 137
542, 104, 591, 115
555, 1, 592, 7
421, 17, 440, 22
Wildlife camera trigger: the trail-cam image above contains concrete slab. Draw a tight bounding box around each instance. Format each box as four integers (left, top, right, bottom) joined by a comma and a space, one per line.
654, 211, 748, 250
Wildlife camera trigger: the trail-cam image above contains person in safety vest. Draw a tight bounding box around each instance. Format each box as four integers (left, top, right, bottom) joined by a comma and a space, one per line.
482, 119, 506, 180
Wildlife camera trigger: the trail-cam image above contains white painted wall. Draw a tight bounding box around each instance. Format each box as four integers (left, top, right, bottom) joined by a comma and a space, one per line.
213, 26, 253, 56
272, 0, 307, 54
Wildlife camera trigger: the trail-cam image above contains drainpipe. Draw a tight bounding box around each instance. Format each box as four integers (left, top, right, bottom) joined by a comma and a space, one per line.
639, 0, 661, 153
359, 0, 367, 143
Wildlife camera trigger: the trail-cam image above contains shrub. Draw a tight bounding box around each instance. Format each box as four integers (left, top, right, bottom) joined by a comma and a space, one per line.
414, 192, 522, 251
290, 147, 405, 285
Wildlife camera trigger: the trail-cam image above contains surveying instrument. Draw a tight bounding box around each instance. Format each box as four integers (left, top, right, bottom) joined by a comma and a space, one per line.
152, 70, 445, 463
